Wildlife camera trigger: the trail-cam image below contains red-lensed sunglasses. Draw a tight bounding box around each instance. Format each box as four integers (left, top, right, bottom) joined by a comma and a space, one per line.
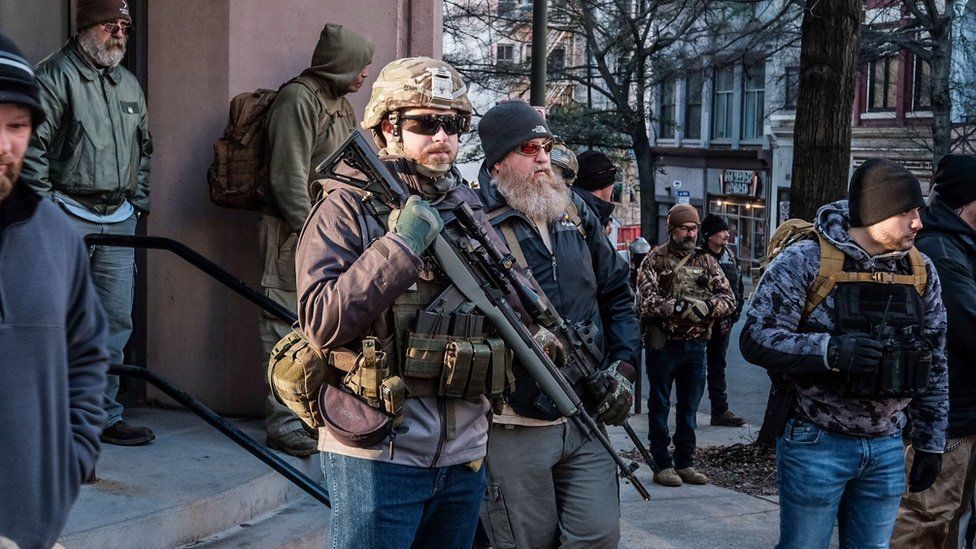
100, 21, 132, 35
514, 139, 554, 156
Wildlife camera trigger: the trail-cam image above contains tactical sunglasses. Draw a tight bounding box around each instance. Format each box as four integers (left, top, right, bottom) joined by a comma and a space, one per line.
514, 139, 554, 157
100, 21, 133, 35
399, 114, 466, 136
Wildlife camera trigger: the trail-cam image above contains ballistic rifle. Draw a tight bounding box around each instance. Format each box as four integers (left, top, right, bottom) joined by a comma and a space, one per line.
317, 132, 651, 500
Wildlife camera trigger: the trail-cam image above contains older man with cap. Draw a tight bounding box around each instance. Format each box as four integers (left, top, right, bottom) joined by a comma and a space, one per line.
475, 100, 639, 549
0, 32, 109, 548
891, 154, 976, 549
22, 0, 154, 446
637, 204, 736, 487
741, 158, 948, 548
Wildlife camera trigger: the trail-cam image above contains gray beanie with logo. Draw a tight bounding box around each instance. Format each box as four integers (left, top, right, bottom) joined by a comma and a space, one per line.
478, 100, 553, 170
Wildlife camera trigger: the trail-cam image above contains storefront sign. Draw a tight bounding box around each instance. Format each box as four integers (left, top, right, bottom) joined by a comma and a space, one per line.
722, 170, 760, 196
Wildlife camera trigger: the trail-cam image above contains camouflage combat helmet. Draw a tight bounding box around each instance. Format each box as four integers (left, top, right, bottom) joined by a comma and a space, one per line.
361, 56, 472, 147
550, 139, 578, 185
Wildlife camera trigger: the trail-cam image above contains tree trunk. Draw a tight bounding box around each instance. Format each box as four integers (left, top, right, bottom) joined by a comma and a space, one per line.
633, 131, 659, 245
790, 0, 861, 221
929, 10, 954, 170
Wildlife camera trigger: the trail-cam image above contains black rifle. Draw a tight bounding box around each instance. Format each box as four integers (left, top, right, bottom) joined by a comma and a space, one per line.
318, 132, 651, 500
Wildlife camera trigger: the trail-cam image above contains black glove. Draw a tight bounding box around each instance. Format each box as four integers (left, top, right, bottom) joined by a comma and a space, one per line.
583, 361, 634, 426
827, 336, 884, 374
908, 449, 942, 493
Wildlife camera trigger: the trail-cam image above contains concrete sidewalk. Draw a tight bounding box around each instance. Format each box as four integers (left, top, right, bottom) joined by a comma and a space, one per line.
61, 407, 783, 548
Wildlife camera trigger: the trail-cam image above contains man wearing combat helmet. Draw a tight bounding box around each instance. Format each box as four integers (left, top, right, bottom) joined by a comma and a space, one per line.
296, 57, 503, 548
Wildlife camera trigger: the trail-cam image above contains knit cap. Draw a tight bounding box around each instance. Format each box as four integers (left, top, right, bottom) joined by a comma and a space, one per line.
76, 0, 131, 31
478, 100, 552, 169
575, 150, 617, 191
848, 158, 924, 227
931, 154, 976, 209
667, 203, 700, 227
0, 33, 45, 126
701, 214, 730, 238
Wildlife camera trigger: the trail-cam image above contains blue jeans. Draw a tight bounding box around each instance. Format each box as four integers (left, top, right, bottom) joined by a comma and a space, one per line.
68, 213, 137, 427
646, 338, 707, 469
323, 452, 486, 549
776, 418, 907, 549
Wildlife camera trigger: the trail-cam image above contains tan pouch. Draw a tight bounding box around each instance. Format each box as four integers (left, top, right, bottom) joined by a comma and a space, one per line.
268, 328, 339, 429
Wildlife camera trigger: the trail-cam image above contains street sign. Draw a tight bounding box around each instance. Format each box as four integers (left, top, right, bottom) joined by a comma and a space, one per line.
676, 190, 690, 204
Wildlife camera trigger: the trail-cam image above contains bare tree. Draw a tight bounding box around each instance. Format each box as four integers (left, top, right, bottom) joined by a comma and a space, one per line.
790, 0, 861, 221
861, 0, 976, 166
444, 0, 801, 243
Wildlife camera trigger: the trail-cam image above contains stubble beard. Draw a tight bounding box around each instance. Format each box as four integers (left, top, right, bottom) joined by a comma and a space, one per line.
0, 153, 21, 201
79, 27, 127, 68
494, 163, 572, 224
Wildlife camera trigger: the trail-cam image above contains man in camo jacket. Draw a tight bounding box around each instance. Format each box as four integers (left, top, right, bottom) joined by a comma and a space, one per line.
741, 159, 949, 549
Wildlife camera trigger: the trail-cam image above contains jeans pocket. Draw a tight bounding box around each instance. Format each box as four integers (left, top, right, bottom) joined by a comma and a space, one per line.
783, 419, 822, 446
481, 481, 517, 548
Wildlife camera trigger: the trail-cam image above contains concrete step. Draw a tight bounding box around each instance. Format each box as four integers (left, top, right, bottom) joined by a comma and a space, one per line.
59, 408, 324, 549
185, 495, 330, 548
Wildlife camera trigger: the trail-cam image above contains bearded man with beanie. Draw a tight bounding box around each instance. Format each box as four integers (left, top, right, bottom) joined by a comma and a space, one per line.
699, 214, 747, 427
476, 100, 639, 548
0, 32, 109, 548
741, 158, 949, 548
637, 204, 735, 487
891, 154, 976, 549
22, 0, 154, 446
259, 24, 373, 457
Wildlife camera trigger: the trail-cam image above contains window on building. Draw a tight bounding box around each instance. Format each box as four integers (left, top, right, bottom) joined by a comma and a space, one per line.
785, 66, 800, 110
742, 62, 765, 140
684, 72, 703, 139
659, 78, 677, 139
498, 0, 516, 16
548, 47, 565, 72
913, 58, 931, 111
868, 56, 901, 111
496, 43, 515, 65
712, 66, 735, 139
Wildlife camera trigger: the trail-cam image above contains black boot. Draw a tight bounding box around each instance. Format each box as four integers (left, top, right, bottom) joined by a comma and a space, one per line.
100, 421, 155, 446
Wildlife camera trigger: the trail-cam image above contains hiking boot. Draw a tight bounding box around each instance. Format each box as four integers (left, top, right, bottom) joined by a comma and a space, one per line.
100, 421, 155, 446
711, 410, 746, 427
267, 429, 318, 457
653, 467, 683, 487
676, 467, 708, 485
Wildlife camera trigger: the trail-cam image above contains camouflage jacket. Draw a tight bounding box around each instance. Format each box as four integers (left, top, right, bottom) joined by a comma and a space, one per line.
637, 241, 736, 340
740, 200, 949, 452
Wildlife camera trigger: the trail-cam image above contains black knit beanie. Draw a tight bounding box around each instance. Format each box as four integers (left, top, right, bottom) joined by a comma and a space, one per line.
575, 150, 617, 191
848, 158, 925, 227
0, 33, 45, 126
932, 154, 976, 209
478, 101, 552, 170
701, 214, 730, 238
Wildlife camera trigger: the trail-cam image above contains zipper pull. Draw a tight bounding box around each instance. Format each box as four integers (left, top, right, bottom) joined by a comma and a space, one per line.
388, 431, 397, 461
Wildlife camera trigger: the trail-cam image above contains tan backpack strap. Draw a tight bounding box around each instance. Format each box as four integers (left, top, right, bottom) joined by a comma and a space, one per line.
803, 236, 845, 319
488, 205, 513, 222
908, 247, 928, 295
499, 222, 528, 272
564, 200, 587, 239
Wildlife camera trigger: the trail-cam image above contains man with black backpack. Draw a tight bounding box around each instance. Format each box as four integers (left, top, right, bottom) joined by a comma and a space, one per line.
741, 159, 949, 548
259, 24, 372, 457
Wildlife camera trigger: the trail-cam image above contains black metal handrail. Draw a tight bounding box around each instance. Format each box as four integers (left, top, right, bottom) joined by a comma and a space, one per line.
87, 234, 327, 506
84, 234, 296, 324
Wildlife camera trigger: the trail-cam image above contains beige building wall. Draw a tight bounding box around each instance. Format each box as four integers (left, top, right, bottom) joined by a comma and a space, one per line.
146, 0, 442, 414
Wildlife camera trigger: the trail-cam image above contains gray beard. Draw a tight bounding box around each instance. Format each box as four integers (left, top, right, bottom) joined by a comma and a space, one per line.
493, 165, 572, 224
78, 28, 126, 68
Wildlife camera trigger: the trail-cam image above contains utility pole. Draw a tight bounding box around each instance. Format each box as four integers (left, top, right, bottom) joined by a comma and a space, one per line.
530, 0, 547, 107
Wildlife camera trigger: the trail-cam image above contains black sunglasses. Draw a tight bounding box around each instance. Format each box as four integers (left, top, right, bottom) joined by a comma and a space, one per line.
399, 114, 467, 136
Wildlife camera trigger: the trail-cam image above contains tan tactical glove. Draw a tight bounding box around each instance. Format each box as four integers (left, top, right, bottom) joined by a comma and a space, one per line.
675, 297, 711, 322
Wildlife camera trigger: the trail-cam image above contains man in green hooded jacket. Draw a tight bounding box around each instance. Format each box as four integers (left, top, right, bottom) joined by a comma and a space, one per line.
260, 24, 373, 456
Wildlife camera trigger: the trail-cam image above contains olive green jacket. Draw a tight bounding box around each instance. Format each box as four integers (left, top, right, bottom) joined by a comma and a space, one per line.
23, 39, 152, 214
261, 24, 372, 290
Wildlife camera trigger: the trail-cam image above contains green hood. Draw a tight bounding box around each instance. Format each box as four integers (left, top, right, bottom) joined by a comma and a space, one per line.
302, 24, 374, 97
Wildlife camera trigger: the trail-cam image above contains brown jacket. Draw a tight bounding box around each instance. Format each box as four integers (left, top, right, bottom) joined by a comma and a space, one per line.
295, 164, 496, 468
637, 241, 736, 340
